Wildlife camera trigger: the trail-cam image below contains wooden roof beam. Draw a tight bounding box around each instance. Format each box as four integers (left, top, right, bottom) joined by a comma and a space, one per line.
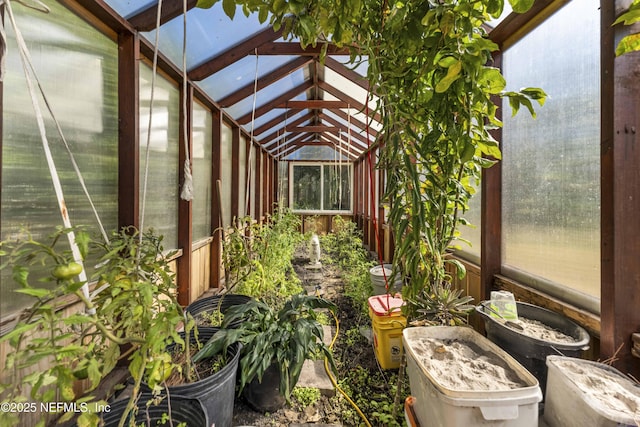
189, 26, 284, 81
254, 42, 352, 56
320, 110, 378, 137
237, 80, 313, 124
317, 80, 381, 123
260, 113, 314, 147
286, 125, 341, 133
276, 100, 349, 109
254, 111, 314, 138
128, 0, 198, 31
218, 57, 313, 107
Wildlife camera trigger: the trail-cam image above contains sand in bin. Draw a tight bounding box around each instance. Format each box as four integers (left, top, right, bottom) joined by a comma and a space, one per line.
504, 317, 578, 343
411, 337, 529, 391
555, 359, 640, 422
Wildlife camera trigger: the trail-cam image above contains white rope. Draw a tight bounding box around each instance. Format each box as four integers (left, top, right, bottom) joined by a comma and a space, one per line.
244, 48, 259, 216
347, 105, 352, 204
5, 0, 94, 312
179, 0, 193, 201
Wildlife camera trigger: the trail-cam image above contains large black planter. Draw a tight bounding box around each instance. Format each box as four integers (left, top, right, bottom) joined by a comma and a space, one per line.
242, 363, 286, 413
476, 301, 590, 396
185, 294, 253, 328
142, 327, 241, 427
102, 393, 208, 427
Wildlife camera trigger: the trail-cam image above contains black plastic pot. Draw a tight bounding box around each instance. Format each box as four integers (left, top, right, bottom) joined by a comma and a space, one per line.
102, 393, 208, 427
242, 362, 286, 413
142, 327, 241, 427
476, 301, 590, 396
185, 293, 253, 328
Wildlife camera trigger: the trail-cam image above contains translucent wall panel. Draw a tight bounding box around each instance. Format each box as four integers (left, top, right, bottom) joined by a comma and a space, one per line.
192, 101, 213, 241
139, 64, 180, 249
455, 185, 481, 264
238, 137, 247, 219
1, 1, 118, 313
221, 124, 233, 228
502, 0, 600, 306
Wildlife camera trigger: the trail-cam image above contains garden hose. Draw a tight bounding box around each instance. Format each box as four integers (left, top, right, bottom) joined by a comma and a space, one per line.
324, 309, 374, 427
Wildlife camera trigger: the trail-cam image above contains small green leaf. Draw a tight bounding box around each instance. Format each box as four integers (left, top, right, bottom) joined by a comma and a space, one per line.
508, 0, 535, 14
222, 0, 236, 19
14, 288, 50, 298
435, 60, 462, 93
616, 33, 640, 56
478, 67, 506, 94
196, 0, 218, 8
613, 4, 640, 26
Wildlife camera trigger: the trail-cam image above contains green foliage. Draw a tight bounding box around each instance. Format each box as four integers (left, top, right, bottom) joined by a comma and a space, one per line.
292, 386, 321, 408
193, 294, 336, 402
614, 0, 640, 56
409, 281, 475, 326
319, 216, 375, 316
223, 209, 304, 305
0, 227, 195, 427
197, 0, 544, 323
331, 365, 409, 427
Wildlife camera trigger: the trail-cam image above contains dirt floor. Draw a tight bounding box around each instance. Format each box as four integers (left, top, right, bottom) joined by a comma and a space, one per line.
230, 254, 410, 427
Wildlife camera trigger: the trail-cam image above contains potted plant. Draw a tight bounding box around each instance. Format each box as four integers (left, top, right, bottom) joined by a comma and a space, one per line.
193, 293, 337, 412
0, 226, 205, 427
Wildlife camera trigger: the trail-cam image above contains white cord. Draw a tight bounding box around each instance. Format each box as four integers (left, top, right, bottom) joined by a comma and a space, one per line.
180, 0, 193, 201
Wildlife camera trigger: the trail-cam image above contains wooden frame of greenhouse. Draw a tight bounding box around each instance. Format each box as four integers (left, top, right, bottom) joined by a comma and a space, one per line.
1, 0, 639, 426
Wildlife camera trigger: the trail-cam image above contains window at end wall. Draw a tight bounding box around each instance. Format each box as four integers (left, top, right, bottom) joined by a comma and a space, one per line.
289, 163, 352, 213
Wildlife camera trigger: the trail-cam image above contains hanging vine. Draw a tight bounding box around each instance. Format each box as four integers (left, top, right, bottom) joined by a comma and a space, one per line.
197, 0, 547, 322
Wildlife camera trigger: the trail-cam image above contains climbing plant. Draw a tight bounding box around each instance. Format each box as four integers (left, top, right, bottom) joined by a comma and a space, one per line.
614, 0, 640, 56
198, 0, 546, 322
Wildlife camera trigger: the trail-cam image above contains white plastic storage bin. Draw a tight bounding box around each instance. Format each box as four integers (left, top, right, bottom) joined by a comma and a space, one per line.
402, 326, 542, 427
544, 355, 640, 427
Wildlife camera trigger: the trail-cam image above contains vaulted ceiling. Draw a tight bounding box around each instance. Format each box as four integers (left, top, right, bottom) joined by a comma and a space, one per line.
100, 0, 555, 161
103, 0, 380, 161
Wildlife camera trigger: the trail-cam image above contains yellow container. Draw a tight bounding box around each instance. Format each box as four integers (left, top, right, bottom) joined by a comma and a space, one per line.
368, 295, 407, 369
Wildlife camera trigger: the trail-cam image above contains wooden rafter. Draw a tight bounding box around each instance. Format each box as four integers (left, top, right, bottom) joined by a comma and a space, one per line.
322, 131, 366, 153
276, 100, 349, 109
260, 114, 313, 147
253, 42, 352, 56
254, 111, 314, 137
320, 110, 377, 137
237, 81, 313, 124
317, 80, 381, 123
218, 57, 313, 107
188, 26, 284, 81
128, 0, 198, 31
286, 125, 340, 133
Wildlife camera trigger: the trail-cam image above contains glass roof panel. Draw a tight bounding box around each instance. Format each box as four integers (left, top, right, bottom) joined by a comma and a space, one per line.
141, 3, 269, 71
103, 0, 156, 19
196, 55, 299, 100
323, 68, 374, 109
